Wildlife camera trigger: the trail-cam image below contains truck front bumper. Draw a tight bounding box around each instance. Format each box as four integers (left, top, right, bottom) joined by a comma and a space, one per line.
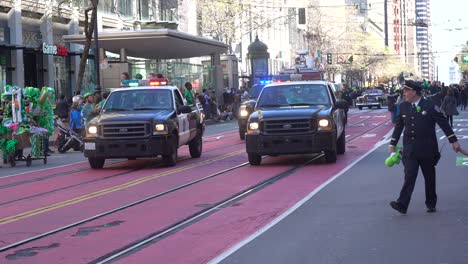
84, 135, 172, 159
246, 131, 336, 155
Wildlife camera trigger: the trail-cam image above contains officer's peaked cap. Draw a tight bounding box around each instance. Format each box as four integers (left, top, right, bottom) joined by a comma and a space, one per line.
403, 80, 422, 92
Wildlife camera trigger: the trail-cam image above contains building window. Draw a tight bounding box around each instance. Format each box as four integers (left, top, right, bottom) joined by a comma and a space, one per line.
160, 0, 178, 21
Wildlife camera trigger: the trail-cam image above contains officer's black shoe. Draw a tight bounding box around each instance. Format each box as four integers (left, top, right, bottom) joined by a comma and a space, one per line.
427, 207, 436, 213
390, 201, 407, 214
47, 149, 55, 154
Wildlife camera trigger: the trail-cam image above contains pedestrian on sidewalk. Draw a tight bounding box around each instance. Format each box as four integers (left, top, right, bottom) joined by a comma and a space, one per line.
441, 88, 459, 127
70, 102, 83, 136
388, 80, 461, 214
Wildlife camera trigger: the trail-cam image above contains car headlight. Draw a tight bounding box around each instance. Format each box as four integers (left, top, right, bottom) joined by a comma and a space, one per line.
154, 124, 168, 135
318, 119, 332, 130
247, 122, 260, 134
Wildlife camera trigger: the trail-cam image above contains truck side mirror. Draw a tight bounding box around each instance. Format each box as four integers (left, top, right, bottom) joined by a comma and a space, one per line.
335, 100, 349, 109
178, 105, 192, 114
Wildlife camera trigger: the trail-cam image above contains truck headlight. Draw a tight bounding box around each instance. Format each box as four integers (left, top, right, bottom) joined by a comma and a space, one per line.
240, 105, 249, 117
88, 126, 97, 134
154, 124, 168, 135
247, 122, 260, 134
86, 125, 98, 137
318, 119, 332, 130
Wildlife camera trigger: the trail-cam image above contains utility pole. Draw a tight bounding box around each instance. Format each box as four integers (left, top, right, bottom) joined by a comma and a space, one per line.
93, 8, 101, 95
384, 0, 388, 47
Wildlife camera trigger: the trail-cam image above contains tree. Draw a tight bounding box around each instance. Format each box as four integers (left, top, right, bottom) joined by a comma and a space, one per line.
458, 41, 468, 80
197, 0, 265, 53
76, 0, 98, 94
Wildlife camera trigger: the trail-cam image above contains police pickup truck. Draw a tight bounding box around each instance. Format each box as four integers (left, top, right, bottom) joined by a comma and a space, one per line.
245, 80, 348, 165
84, 79, 205, 169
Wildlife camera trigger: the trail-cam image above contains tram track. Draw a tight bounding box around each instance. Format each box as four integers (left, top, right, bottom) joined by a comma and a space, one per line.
90, 154, 325, 264
0, 120, 393, 259
0, 140, 245, 191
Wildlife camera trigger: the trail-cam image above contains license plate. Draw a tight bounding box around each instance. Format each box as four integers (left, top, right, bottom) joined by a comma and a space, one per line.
84, 142, 96, 150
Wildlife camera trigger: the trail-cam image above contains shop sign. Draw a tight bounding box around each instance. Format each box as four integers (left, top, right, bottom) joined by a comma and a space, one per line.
42, 43, 68, 56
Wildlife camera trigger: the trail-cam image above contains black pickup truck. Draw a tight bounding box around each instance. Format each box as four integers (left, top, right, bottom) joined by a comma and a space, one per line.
245, 81, 348, 165
84, 85, 204, 169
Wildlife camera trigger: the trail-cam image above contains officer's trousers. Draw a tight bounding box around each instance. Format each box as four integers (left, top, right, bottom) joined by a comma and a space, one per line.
397, 157, 437, 209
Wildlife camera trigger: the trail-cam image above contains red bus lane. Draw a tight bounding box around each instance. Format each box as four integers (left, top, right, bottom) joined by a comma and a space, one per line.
1, 164, 296, 263
0, 113, 393, 263
119, 119, 394, 264
0, 137, 244, 248
0, 133, 242, 209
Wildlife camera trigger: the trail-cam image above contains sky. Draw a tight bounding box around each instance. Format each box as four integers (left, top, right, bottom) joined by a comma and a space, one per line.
431, 0, 468, 83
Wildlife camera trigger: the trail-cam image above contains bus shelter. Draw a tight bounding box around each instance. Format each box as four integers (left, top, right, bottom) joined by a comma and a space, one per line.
63, 29, 228, 99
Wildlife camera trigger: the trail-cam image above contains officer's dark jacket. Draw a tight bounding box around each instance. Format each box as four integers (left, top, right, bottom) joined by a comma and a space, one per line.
390, 98, 457, 160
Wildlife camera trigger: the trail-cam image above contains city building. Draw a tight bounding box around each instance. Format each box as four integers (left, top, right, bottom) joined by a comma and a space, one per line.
0, 0, 218, 99
415, 0, 433, 80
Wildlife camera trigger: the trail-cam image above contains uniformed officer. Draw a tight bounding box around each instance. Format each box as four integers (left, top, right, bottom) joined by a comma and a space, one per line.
389, 80, 461, 214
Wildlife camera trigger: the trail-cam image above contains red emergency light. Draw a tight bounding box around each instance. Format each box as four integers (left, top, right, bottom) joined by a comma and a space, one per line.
148, 78, 169, 86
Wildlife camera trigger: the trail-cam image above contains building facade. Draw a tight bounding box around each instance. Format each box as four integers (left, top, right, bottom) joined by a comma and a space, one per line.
415, 0, 433, 80
0, 0, 208, 99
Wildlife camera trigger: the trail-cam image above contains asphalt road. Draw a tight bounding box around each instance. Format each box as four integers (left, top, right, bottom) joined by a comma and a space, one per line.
218, 111, 468, 264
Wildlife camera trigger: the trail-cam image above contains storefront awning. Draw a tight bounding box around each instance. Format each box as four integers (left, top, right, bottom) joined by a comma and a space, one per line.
62, 29, 228, 59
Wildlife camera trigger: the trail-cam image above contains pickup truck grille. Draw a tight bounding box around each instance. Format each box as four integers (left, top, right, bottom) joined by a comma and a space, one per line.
263, 119, 315, 134
101, 122, 150, 139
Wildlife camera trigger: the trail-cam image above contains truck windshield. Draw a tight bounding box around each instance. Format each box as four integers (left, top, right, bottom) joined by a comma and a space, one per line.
103, 89, 173, 111
257, 84, 330, 107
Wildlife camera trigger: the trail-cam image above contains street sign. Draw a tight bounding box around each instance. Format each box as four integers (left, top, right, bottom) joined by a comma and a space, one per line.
463, 54, 468, 63
456, 157, 468, 167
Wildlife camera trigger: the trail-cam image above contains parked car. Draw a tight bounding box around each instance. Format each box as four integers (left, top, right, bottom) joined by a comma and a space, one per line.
356, 88, 385, 110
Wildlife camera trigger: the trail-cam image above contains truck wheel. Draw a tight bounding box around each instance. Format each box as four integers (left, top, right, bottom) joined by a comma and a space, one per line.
162, 139, 178, 167
239, 128, 246, 140
324, 149, 337, 163
89, 158, 105, 169
189, 132, 203, 158
337, 129, 346, 155
248, 153, 262, 165
358, 106, 362, 110
377, 104, 382, 109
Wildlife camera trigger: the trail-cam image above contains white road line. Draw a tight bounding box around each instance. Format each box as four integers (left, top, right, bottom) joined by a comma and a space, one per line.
0, 161, 87, 179
208, 142, 385, 264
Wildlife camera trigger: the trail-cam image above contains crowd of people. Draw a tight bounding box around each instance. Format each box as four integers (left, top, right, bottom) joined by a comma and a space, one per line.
339, 80, 467, 128
385, 81, 467, 127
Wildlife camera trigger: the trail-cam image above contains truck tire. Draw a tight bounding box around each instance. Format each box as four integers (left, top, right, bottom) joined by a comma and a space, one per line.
337, 129, 346, 155
248, 153, 262, 165
239, 128, 246, 140
89, 158, 105, 169
324, 149, 337, 163
189, 132, 202, 158
358, 106, 362, 110
162, 138, 178, 167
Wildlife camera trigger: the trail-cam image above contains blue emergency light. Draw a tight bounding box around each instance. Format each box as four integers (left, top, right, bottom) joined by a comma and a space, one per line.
259, 80, 271, 85
121, 80, 140, 87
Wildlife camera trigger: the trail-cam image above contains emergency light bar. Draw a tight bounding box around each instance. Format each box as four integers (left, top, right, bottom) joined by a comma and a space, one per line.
121, 80, 140, 87
148, 78, 169, 86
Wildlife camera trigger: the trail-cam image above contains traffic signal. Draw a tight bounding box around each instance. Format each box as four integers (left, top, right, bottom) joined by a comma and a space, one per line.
327, 53, 332, 64
348, 55, 354, 63
298, 8, 306, 24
